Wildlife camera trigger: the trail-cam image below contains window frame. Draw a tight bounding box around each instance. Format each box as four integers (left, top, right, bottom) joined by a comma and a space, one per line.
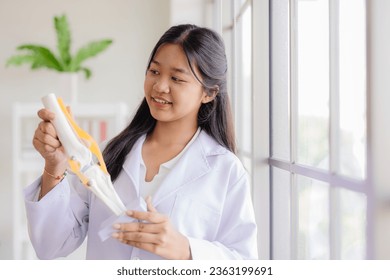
269, 0, 370, 259
221, 0, 270, 259
366, 0, 390, 260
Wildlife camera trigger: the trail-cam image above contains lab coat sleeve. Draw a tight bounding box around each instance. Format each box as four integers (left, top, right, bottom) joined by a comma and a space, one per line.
24, 175, 89, 259
188, 173, 258, 260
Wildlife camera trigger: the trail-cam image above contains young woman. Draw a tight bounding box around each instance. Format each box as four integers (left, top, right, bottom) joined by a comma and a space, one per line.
25, 24, 258, 260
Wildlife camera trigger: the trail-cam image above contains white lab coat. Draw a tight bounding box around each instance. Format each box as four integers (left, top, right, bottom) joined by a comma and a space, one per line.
24, 130, 258, 260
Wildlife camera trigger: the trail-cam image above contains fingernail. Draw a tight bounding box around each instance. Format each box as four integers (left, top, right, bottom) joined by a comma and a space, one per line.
112, 232, 119, 238
113, 224, 120, 230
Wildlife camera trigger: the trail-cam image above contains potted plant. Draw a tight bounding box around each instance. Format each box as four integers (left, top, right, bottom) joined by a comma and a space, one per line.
6, 14, 113, 103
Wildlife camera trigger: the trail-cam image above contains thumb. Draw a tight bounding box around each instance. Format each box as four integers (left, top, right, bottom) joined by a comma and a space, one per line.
146, 196, 157, 213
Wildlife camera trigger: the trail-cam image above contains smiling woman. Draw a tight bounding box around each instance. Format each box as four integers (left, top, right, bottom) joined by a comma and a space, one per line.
145, 44, 210, 129
23, 24, 258, 260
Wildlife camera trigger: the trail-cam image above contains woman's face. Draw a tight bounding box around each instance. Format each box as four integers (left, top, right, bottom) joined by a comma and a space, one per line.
144, 43, 212, 127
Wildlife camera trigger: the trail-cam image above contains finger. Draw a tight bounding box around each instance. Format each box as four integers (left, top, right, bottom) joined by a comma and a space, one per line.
33, 137, 58, 153
126, 241, 157, 253
114, 222, 161, 233
126, 210, 167, 224
33, 137, 55, 154
37, 108, 55, 121
35, 128, 61, 148
38, 121, 58, 137
146, 196, 157, 213
66, 106, 74, 118
115, 231, 160, 244
33, 128, 61, 152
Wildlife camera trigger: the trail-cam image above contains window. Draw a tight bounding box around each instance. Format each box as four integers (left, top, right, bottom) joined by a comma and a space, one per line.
217, 0, 390, 260
221, 0, 270, 259
270, 0, 367, 259
222, 0, 253, 177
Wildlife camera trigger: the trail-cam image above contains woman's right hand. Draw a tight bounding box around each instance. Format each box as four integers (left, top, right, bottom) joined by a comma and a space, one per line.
33, 108, 68, 198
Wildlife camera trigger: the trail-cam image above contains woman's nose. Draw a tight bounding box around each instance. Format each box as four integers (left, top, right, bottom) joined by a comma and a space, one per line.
153, 78, 170, 94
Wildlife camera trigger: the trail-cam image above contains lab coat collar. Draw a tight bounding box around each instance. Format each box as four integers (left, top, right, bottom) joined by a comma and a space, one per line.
122, 134, 146, 198
197, 129, 227, 157
121, 130, 227, 207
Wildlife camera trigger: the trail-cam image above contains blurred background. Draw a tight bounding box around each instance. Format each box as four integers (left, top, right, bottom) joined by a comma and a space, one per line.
1, 0, 389, 260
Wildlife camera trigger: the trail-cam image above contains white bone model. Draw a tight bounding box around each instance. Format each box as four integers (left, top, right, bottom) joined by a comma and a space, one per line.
42, 93, 126, 216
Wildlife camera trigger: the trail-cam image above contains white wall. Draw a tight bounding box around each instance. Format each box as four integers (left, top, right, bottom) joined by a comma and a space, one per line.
0, 0, 170, 259
170, 0, 210, 27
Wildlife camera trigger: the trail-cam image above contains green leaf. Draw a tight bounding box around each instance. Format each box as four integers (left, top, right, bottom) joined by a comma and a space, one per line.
6, 54, 37, 67
79, 67, 92, 79
70, 39, 112, 71
54, 15, 71, 69
17, 45, 63, 71
6, 52, 59, 71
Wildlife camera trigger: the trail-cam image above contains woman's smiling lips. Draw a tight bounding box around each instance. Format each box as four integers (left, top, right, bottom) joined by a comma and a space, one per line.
152, 96, 173, 105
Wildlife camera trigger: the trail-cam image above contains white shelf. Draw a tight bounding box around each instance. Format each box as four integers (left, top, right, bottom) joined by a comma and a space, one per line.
12, 101, 130, 259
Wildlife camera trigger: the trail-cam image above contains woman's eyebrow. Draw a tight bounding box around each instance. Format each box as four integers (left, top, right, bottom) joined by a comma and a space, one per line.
151, 60, 191, 76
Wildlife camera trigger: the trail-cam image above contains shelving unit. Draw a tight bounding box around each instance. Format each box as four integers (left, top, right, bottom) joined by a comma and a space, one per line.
12, 102, 129, 259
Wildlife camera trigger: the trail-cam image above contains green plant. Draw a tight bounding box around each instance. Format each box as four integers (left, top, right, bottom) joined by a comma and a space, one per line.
6, 14, 112, 79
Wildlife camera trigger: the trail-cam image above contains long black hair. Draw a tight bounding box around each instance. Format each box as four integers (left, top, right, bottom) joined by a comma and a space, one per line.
103, 24, 235, 181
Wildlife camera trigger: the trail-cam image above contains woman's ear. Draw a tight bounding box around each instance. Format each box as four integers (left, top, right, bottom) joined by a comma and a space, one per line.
202, 85, 219, 104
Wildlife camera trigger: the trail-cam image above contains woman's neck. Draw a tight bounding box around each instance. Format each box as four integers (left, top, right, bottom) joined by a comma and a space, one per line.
148, 121, 198, 147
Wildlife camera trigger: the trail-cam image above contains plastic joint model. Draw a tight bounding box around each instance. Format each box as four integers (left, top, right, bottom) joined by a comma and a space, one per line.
41, 93, 126, 215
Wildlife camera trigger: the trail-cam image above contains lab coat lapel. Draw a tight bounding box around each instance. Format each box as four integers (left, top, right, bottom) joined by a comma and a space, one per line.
152, 131, 212, 207
121, 135, 146, 199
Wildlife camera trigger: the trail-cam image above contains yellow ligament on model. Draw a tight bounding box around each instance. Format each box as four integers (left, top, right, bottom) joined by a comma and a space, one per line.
57, 98, 109, 187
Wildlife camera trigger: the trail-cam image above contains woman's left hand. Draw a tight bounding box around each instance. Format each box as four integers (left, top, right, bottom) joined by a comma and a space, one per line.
112, 197, 191, 260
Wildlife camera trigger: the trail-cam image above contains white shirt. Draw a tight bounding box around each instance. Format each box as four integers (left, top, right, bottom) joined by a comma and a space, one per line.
139, 128, 201, 199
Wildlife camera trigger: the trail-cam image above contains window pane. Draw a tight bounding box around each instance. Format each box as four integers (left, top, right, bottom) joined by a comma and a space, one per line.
339, 0, 366, 179
224, 28, 233, 109
298, 175, 330, 259
235, 0, 248, 16
235, 4, 252, 154
297, 0, 330, 169
271, 0, 290, 160
339, 188, 366, 259
272, 167, 291, 259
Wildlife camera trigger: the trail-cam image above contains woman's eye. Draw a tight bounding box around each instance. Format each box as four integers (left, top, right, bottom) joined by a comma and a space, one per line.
171, 76, 183, 82
149, 69, 159, 75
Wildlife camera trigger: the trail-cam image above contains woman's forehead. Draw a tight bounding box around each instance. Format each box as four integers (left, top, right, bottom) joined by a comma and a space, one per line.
154, 44, 186, 62
152, 44, 196, 73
